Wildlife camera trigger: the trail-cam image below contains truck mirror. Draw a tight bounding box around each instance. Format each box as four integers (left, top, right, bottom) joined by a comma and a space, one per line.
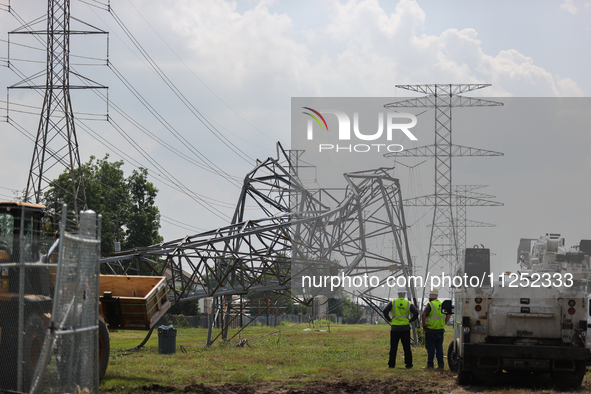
441, 299, 453, 315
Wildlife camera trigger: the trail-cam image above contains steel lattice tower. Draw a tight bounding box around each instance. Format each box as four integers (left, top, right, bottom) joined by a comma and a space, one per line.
452, 185, 499, 251
9, 0, 89, 213
385, 84, 503, 295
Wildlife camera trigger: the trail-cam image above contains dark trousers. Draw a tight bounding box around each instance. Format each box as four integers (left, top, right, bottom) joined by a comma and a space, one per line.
425, 331, 444, 367
389, 329, 412, 367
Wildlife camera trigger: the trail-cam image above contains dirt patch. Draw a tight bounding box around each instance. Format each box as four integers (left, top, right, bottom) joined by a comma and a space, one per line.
136, 377, 443, 394
119, 371, 591, 394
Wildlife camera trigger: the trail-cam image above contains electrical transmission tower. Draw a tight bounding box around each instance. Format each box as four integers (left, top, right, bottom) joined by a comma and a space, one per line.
384, 84, 502, 296
103, 143, 416, 346
452, 185, 499, 251
8, 0, 106, 214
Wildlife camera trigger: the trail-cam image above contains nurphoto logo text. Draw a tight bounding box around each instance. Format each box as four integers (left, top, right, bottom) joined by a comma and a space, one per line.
302, 107, 418, 153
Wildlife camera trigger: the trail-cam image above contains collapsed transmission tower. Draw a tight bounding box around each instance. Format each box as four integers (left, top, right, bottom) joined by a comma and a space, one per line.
8, 0, 106, 213
384, 84, 503, 298
102, 143, 417, 346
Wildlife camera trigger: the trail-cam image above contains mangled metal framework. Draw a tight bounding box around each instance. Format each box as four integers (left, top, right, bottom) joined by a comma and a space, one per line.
101, 143, 416, 344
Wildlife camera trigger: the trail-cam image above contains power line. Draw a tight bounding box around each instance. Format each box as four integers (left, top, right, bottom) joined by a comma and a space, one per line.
124, 0, 275, 146
75, 121, 239, 211
3, 51, 217, 241
160, 215, 205, 233
2, 2, 267, 234
107, 7, 255, 165
107, 117, 232, 222
7, 116, 191, 246
3, 65, 239, 223
77, 0, 109, 11
106, 63, 243, 186
4, 5, 241, 214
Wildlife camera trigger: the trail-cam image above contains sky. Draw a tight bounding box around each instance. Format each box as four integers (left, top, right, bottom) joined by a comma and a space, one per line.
0, 0, 590, 289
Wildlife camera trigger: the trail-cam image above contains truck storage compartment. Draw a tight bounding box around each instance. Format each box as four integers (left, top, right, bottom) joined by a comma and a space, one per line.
487, 286, 561, 339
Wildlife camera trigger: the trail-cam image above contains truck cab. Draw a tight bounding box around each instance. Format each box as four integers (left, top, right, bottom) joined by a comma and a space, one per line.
0, 202, 48, 264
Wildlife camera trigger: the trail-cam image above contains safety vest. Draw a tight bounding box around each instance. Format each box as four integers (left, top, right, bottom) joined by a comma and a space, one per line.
391, 298, 411, 326
425, 299, 445, 330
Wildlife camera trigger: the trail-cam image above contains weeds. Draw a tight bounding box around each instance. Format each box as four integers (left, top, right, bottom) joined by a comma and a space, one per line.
100, 325, 591, 393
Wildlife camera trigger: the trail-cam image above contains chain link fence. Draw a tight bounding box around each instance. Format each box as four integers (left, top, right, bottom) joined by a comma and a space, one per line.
0, 204, 101, 393
0, 203, 53, 392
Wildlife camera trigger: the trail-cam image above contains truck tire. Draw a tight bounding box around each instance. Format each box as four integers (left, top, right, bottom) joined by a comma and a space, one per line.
447, 340, 459, 372
98, 315, 110, 381
457, 359, 472, 385
23, 313, 46, 389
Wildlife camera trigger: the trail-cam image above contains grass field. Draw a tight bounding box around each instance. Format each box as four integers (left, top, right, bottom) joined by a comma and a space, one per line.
101, 322, 591, 393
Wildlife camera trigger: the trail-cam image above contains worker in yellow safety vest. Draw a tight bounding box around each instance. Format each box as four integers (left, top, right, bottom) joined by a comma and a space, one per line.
382, 287, 418, 369
421, 287, 451, 370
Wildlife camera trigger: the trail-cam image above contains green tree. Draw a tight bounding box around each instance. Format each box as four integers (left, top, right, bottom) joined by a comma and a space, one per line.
328, 294, 364, 324
125, 167, 162, 250
43, 155, 162, 253
341, 297, 364, 324
293, 303, 308, 315
167, 299, 200, 317
245, 253, 294, 316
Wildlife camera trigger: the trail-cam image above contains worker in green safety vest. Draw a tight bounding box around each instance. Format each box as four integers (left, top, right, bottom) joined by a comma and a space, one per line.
421, 287, 451, 370
382, 287, 418, 369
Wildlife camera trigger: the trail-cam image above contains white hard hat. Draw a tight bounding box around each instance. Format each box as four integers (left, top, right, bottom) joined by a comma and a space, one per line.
397, 286, 406, 294
429, 287, 439, 297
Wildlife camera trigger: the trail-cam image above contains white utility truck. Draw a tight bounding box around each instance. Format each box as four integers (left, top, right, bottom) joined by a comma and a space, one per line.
447, 234, 591, 388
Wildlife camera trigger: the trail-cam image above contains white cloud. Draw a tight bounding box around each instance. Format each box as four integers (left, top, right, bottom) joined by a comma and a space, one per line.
158, 0, 309, 91
323, 0, 425, 42
313, 0, 583, 96
481, 50, 584, 96
561, 0, 578, 14
127, 0, 583, 101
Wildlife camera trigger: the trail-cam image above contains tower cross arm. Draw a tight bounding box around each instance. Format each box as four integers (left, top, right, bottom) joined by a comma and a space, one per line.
432, 220, 496, 228
384, 96, 502, 109
402, 195, 503, 207
385, 144, 503, 158
395, 84, 492, 95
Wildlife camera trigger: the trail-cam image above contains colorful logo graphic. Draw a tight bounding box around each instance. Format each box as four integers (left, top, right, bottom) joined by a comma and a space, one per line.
302, 107, 328, 132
